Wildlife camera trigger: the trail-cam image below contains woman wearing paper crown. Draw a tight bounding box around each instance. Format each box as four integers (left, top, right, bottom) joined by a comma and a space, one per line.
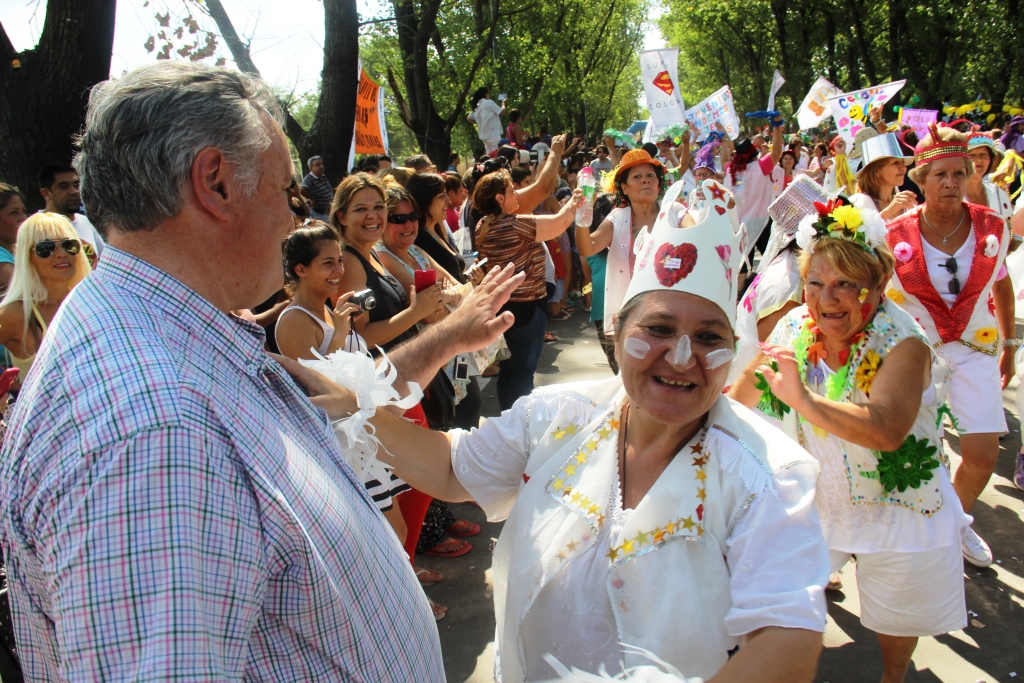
577, 149, 664, 333
883, 123, 1017, 569
332, 179, 829, 682
730, 197, 970, 683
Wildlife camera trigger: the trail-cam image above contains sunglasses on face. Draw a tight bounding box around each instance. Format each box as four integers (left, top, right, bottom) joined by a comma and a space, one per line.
34, 238, 81, 258
943, 257, 961, 295
387, 212, 420, 225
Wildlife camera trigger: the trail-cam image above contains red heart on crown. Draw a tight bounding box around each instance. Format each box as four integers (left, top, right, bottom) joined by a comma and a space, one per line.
653, 242, 698, 287
714, 205, 726, 215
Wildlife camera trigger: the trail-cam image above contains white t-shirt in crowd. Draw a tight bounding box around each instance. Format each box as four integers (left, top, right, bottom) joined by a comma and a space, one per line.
589, 157, 614, 183
725, 155, 784, 246
472, 99, 504, 142
72, 213, 106, 259
921, 231, 975, 307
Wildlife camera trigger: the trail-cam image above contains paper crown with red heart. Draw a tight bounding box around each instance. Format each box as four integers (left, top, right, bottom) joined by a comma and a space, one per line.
623, 179, 747, 329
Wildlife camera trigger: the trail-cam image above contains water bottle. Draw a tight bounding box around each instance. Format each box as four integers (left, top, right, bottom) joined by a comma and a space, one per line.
575, 166, 596, 226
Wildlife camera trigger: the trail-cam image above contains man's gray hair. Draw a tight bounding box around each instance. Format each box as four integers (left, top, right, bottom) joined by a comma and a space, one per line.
75, 61, 284, 235
307, 155, 323, 168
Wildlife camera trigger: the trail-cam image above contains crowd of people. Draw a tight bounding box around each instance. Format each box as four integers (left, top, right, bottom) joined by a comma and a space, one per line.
0, 58, 1022, 683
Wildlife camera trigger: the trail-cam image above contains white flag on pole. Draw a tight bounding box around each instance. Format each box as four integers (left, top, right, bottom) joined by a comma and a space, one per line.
639, 48, 686, 139
828, 79, 906, 146
767, 70, 786, 111
796, 76, 841, 131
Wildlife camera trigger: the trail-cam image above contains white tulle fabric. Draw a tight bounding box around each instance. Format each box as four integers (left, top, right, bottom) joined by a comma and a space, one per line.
299, 348, 422, 483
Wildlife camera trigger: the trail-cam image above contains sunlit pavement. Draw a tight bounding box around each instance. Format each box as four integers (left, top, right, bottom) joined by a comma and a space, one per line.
420, 309, 1024, 683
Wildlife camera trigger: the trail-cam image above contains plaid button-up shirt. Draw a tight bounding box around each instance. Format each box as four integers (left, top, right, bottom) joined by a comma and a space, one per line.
0, 248, 443, 681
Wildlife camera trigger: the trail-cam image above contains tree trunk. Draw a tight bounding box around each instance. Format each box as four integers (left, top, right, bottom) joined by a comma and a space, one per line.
0, 0, 116, 211
203, 0, 359, 182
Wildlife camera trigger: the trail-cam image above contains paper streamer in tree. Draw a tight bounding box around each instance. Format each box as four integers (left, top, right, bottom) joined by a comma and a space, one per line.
827, 79, 906, 146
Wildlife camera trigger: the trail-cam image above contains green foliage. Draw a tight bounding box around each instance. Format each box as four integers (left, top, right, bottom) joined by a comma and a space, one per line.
754, 360, 791, 418
861, 434, 940, 493
660, 0, 1024, 129
358, 0, 648, 158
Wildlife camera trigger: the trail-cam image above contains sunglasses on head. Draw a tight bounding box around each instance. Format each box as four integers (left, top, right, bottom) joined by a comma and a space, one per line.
34, 238, 81, 259
387, 212, 419, 225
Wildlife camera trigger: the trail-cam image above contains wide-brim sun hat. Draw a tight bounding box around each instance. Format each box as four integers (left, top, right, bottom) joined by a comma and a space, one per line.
603, 149, 664, 193
849, 127, 880, 160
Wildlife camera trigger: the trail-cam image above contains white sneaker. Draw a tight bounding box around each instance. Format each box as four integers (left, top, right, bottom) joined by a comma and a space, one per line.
961, 526, 993, 567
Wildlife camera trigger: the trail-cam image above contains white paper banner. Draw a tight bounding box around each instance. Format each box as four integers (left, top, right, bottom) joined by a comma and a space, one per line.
796, 76, 841, 131
828, 79, 906, 146
639, 48, 686, 138
685, 86, 741, 140
767, 70, 786, 112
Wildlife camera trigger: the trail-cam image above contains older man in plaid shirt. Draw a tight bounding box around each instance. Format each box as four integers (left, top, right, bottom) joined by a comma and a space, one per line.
0, 62, 521, 682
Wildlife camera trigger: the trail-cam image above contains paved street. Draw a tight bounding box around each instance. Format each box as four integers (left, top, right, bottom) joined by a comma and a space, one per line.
418, 310, 1024, 683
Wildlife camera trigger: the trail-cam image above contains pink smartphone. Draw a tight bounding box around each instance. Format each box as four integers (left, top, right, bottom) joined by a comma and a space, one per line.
0, 367, 19, 395
414, 269, 437, 293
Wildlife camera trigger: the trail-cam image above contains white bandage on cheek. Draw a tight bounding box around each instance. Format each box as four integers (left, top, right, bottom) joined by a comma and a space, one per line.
704, 348, 735, 370
624, 337, 651, 359
669, 335, 693, 368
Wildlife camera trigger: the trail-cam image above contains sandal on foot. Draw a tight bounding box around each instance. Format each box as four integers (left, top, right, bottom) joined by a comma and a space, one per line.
430, 599, 448, 621
826, 571, 843, 592
424, 537, 472, 558
550, 310, 572, 322
447, 519, 481, 538
544, 332, 560, 342
415, 567, 444, 585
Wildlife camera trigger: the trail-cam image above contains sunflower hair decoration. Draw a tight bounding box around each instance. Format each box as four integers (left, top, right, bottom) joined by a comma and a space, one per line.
794, 197, 887, 255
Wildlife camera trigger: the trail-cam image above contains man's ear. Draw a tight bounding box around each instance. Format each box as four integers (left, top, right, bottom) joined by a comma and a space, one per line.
191, 146, 232, 221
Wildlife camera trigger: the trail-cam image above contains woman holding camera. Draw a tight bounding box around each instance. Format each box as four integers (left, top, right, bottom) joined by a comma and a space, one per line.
275, 221, 365, 360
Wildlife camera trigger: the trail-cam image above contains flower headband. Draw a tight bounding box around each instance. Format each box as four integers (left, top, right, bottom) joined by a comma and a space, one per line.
795, 197, 887, 255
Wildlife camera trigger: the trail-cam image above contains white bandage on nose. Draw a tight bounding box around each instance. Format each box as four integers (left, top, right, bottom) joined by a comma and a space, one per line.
669, 335, 694, 369
704, 348, 735, 370
624, 337, 651, 359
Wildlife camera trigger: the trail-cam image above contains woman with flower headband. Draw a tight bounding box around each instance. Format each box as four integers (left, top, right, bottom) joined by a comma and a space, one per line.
730, 198, 970, 683
576, 149, 665, 333
883, 124, 1016, 569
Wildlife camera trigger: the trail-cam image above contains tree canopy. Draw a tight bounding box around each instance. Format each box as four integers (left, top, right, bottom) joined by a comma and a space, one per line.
660, 0, 1024, 125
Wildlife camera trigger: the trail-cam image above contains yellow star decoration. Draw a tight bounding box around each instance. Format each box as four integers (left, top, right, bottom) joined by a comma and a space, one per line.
697, 487, 706, 501
574, 452, 588, 465
553, 429, 567, 441
570, 491, 582, 504
597, 425, 613, 440
553, 478, 565, 491
621, 540, 635, 553
606, 547, 620, 560
608, 418, 620, 430
653, 530, 666, 544
696, 469, 707, 482
664, 521, 677, 534
567, 539, 579, 552
565, 424, 579, 436
555, 551, 567, 562
587, 502, 601, 515
564, 464, 577, 476
633, 530, 650, 546
680, 516, 696, 531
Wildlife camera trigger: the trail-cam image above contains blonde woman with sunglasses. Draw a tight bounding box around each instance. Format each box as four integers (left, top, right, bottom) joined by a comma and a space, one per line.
0, 212, 91, 383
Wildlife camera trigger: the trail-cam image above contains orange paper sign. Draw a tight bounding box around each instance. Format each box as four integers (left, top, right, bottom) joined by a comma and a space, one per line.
355, 69, 386, 154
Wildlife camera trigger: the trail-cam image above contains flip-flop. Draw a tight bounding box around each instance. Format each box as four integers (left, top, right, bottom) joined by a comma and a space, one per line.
415, 567, 444, 585
447, 519, 481, 538
430, 599, 448, 622
545, 332, 560, 342
424, 537, 473, 558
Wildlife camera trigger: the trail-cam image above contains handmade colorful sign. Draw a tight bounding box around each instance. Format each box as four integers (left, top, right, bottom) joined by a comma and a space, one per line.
828, 80, 906, 146
685, 86, 741, 140
796, 76, 841, 131
639, 48, 686, 138
899, 108, 938, 140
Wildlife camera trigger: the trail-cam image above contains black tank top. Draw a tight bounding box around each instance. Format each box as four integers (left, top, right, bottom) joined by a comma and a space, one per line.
345, 246, 417, 352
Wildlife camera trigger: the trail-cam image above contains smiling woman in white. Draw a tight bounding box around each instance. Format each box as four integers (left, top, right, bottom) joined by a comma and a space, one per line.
324, 182, 830, 682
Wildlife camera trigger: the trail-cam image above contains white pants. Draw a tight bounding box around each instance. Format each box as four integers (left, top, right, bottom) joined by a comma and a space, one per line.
483, 138, 500, 154
936, 342, 1007, 434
